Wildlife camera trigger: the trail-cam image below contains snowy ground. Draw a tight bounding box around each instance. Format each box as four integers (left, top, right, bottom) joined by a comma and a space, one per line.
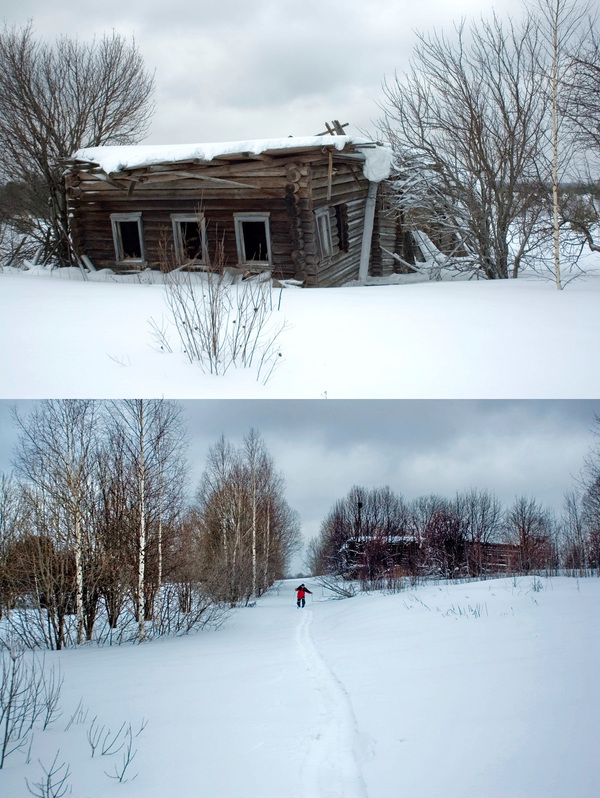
1, 576, 598, 798
1, 263, 600, 399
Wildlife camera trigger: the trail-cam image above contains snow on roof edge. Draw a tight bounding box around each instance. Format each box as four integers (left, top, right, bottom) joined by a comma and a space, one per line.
72, 135, 394, 182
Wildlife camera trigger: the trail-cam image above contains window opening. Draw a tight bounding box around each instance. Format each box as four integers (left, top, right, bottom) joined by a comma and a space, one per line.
180, 221, 202, 259
110, 213, 144, 263
234, 215, 272, 265
171, 214, 206, 263
335, 203, 349, 252
119, 222, 141, 259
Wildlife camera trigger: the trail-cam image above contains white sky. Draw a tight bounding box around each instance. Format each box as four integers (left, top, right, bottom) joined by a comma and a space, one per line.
1, 400, 598, 572
0, 0, 526, 144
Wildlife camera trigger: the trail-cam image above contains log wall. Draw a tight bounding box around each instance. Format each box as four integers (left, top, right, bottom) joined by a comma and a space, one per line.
67, 149, 396, 287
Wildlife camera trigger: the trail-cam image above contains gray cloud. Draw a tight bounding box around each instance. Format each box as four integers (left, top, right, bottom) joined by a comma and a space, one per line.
0, 0, 527, 143
1, 400, 598, 572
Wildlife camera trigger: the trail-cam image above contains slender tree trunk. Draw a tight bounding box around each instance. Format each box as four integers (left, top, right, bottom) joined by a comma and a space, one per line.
263, 504, 271, 594
138, 402, 146, 642
74, 513, 85, 644
251, 474, 257, 598
552, 0, 563, 290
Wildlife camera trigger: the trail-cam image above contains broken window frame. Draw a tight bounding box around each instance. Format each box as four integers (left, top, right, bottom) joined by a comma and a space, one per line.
171, 213, 207, 266
110, 212, 145, 265
315, 206, 334, 258
233, 213, 273, 267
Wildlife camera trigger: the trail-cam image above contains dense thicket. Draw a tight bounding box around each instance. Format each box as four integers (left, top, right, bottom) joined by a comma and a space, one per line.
194, 430, 301, 604
0, 404, 299, 649
308, 483, 594, 584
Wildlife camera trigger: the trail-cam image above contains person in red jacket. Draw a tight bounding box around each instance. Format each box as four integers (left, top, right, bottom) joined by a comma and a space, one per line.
295, 583, 312, 608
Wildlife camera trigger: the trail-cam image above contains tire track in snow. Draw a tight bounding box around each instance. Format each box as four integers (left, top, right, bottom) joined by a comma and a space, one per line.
296, 609, 368, 798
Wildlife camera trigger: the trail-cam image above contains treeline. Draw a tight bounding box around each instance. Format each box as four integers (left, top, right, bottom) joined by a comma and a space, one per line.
0, 401, 299, 649
308, 471, 600, 586
380, 0, 600, 284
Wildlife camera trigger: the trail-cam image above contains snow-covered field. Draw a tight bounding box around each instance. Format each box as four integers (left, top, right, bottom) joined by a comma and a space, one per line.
1, 576, 598, 798
1, 264, 600, 399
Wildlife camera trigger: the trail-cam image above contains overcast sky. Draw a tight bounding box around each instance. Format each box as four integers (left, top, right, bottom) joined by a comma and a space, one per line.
0, 0, 526, 144
1, 400, 598, 572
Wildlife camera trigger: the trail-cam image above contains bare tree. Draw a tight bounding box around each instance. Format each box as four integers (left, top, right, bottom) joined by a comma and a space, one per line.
196, 431, 299, 604
561, 490, 588, 570
534, 0, 594, 287
504, 496, 557, 572
579, 415, 600, 567
108, 400, 187, 640
564, 23, 600, 156
560, 22, 600, 253
12, 401, 99, 646
93, 434, 137, 630
380, 13, 551, 279
0, 23, 154, 265
422, 505, 467, 577
453, 489, 505, 575
0, 472, 24, 618
313, 486, 412, 580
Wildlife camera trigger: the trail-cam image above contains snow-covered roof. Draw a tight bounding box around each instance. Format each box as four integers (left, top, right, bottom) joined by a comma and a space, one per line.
72, 135, 394, 182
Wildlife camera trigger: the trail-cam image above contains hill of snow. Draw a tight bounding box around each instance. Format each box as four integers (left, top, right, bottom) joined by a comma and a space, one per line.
1, 265, 600, 399
0, 576, 598, 797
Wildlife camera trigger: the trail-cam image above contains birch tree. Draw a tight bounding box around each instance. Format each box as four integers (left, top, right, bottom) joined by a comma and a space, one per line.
534, 0, 592, 288
108, 400, 186, 640
197, 432, 299, 603
12, 400, 99, 646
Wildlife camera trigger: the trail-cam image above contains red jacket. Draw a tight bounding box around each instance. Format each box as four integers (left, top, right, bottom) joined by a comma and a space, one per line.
296, 585, 312, 599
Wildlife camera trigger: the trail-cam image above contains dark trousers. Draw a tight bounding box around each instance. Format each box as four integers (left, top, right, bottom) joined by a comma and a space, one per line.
297, 597, 305, 608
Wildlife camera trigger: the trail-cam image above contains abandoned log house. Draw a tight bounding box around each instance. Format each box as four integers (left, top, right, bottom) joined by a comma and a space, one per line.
63, 135, 411, 287
339, 536, 538, 578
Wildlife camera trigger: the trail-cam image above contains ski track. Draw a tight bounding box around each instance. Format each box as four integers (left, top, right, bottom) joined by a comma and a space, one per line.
296, 608, 369, 798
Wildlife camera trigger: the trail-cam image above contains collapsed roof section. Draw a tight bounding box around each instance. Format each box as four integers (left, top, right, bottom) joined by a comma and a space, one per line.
65, 135, 394, 184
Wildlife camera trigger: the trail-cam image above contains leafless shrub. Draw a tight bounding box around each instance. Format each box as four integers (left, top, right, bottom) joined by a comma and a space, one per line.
147, 583, 229, 637
315, 575, 357, 599
147, 315, 174, 353
64, 698, 88, 731
441, 602, 488, 618
159, 248, 287, 384
0, 649, 62, 768
86, 716, 104, 757
103, 720, 146, 783
25, 751, 71, 798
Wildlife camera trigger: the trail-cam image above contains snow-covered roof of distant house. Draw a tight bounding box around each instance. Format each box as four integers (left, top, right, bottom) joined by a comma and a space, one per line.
71, 136, 394, 182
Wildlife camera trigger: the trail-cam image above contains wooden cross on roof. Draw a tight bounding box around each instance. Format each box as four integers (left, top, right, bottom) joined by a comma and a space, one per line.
316, 120, 350, 136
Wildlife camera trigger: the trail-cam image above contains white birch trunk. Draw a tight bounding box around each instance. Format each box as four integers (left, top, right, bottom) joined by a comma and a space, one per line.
138, 401, 146, 642
552, 0, 563, 290
263, 503, 270, 592
75, 512, 85, 644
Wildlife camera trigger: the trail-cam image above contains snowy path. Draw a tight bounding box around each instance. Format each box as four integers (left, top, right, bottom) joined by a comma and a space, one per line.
296, 607, 368, 798
1, 578, 599, 798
